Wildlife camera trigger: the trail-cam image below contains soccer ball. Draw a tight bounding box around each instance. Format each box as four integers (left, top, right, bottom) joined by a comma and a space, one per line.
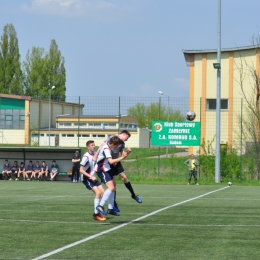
228, 182, 232, 186
186, 111, 196, 121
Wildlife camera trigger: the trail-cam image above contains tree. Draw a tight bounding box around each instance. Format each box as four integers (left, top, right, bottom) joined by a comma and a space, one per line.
23, 39, 66, 100
45, 39, 66, 101
235, 34, 260, 180
23, 47, 48, 97
0, 23, 23, 94
127, 102, 184, 128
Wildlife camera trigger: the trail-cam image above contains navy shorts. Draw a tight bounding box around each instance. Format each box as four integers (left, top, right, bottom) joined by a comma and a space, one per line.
109, 162, 124, 177
96, 169, 114, 184
82, 179, 102, 190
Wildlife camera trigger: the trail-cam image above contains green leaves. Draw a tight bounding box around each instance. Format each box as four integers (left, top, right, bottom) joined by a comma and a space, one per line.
0, 23, 23, 95
0, 24, 66, 100
127, 102, 184, 128
23, 40, 66, 101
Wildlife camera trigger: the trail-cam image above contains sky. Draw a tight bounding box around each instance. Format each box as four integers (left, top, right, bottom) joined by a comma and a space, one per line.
1, 0, 260, 100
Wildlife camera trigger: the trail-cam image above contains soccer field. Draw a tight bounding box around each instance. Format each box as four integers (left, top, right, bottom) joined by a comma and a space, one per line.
0, 181, 260, 260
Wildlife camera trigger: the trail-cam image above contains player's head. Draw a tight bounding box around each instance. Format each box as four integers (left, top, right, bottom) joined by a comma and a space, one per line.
119, 130, 131, 142
20, 162, 24, 166
29, 160, 32, 164
190, 154, 195, 159
86, 140, 95, 152
5, 159, 8, 163
52, 160, 56, 164
108, 136, 122, 148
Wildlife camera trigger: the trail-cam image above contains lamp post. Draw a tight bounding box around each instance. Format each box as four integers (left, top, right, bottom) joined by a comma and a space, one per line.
158, 91, 170, 158
48, 85, 55, 148
213, 0, 221, 183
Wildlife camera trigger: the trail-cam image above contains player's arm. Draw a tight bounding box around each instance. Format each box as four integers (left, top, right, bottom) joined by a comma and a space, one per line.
126, 147, 132, 155
107, 151, 128, 165
79, 165, 97, 181
92, 142, 105, 162
184, 159, 189, 166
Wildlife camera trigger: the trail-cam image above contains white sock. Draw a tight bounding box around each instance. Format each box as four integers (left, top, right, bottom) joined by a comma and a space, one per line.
99, 189, 112, 207
94, 198, 100, 214
108, 192, 114, 209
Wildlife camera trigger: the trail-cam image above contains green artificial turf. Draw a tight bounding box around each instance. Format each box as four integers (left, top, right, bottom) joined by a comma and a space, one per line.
0, 182, 260, 259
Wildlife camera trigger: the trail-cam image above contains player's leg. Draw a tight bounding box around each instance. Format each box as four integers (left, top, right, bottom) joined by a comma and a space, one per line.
194, 170, 198, 185
96, 171, 116, 215
8, 170, 13, 180
27, 171, 32, 181
115, 162, 142, 204
107, 179, 120, 216
45, 170, 48, 181
119, 171, 142, 203
8, 171, 13, 180
82, 179, 107, 221
24, 171, 28, 180
111, 178, 120, 212
188, 170, 192, 184
14, 171, 19, 181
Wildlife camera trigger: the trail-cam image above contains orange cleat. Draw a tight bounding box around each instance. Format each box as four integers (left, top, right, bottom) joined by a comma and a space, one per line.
93, 213, 107, 221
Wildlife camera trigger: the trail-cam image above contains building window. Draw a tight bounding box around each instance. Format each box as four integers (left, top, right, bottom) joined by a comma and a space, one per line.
74, 123, 86, 127
59, 123, 72, 126
61, 134, 74, 137
77, 134, 90, 137
206, 99, 228, 110
89, 123, 101, 127
92, 134, 106, 138
0, 110, 25, 129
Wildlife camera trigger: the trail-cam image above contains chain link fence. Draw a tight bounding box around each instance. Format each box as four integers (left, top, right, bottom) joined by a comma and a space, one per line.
0, 95, 259, 181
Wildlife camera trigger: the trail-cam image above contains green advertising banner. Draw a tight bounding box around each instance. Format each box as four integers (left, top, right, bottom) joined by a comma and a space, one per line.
151, 121, 201, 146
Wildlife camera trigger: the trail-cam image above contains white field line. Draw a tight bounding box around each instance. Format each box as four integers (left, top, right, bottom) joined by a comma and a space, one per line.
31, 186, 229, 260
1, 218, 260, 228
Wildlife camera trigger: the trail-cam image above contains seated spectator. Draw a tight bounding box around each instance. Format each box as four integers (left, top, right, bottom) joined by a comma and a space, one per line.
17, 162, 27, 181
31, 161, 41, 181
10, 160, 19, 181
50, 160, 59, 181
38, 161, 49, 181
2, 159, 11, 180
26, 161, 34, 181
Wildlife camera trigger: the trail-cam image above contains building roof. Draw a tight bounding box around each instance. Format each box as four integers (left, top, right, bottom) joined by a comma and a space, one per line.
0, 93, 31, 101
182, 45, 257, 67
56, 114, 136, 119
182, 45, 256, 54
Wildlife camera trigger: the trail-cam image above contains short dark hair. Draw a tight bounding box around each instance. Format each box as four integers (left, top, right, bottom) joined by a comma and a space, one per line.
20, 162, 24, 165
86, 140, 94, 147
29, 160, 32, 163
120, 130, 131, 137
52, 160, 56, 163
108, 136, 122, 146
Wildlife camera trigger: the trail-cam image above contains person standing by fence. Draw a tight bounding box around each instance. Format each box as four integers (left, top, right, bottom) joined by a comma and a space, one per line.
184, 154, 199, 185
71, 151, 80, 182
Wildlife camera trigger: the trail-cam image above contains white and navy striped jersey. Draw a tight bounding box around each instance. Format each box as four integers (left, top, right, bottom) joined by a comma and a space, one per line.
80, 152, 96, 181
95, 143, 112, 173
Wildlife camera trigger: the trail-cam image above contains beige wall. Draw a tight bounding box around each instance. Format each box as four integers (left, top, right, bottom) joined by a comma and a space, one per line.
187, 47, 258, 154
0, 130, 25, 144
